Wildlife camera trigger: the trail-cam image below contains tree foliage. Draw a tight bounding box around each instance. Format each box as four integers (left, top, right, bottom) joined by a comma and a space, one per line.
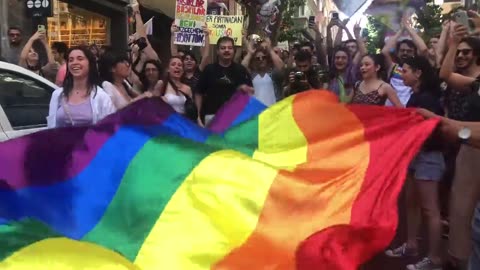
277, 0, 307, 43
414, 0, 444, 41
235, 0, 306, 44
365, 15, 388, 54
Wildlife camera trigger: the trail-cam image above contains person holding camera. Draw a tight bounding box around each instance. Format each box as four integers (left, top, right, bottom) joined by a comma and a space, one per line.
241, 37, 284, 106
283, 50, 322, 98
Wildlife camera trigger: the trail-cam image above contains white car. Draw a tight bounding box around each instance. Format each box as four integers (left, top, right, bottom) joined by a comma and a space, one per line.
0, 61, 58, 141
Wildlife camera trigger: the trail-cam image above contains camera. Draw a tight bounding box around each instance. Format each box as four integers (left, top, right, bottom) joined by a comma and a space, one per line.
130, 37, 148, 51
294, 71, 305, 81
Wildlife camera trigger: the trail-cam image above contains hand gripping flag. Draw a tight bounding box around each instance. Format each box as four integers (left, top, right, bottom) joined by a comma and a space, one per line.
0, 90, 438, 269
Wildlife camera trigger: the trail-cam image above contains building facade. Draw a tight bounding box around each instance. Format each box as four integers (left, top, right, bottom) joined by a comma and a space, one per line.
1, 0, 130, 54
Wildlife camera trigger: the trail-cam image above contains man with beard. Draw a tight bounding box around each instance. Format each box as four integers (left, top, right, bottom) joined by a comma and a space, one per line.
2, 26, 24, 64
196, 36, 253, 125
381, 19, 428, 106
438, 24, 480, 270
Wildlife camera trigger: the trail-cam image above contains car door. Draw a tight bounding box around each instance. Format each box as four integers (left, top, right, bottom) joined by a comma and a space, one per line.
0, 69, 54, 140
0, 109, 8, 142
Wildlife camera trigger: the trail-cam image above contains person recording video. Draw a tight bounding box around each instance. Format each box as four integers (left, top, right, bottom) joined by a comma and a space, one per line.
283, 50, 323, 97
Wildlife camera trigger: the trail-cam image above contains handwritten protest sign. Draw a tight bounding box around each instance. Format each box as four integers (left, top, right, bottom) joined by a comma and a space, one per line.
206, 15, 244, 46
174, 0, 207, 46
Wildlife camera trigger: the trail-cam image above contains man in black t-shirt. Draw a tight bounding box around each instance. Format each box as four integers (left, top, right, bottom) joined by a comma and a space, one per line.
195, 36, 253, 125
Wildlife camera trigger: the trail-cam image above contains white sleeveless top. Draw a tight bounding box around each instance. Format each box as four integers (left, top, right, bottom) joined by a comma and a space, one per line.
252, 73, 276, 107
102, 81, 131, 109
164, 93, 186, 114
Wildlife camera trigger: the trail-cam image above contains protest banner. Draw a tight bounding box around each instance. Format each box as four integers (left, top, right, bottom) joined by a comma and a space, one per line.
206, 15, 244, 46
174, 0, 207, 46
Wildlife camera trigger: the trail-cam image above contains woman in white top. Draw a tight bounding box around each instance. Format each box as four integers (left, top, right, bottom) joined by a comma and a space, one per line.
47, 46, 115, 128
99, 51, 141, 110
152, 57, 200, 124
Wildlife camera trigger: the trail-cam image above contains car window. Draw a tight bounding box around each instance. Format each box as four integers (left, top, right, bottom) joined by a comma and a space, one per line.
0, 70, 53, 130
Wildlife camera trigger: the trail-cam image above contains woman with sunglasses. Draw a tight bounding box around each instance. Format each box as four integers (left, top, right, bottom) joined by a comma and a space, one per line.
241, 37, 284, 106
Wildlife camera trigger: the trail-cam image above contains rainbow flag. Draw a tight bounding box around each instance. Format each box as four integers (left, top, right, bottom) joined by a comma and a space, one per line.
0, 91, 438, 269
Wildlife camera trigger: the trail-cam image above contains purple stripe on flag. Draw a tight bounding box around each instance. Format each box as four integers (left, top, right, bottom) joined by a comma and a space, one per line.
208, 91, 250, 133
0, 98, 173, 190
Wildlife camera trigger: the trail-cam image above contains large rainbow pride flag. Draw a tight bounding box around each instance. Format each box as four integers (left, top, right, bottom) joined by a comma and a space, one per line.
0, 90, 438, 269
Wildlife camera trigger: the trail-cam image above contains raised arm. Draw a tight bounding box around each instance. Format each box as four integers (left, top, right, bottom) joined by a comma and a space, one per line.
170, 22, 179, 57
240, 39, 255, 73
265, 38, 284, 71
353, 21, 367, 65
439, 24, 475, 91
381, 27, 404, 72
19, 31, 41, 67
314, 28, 327, 67
435, 21, 450, 66
131, 2, 159, 61
403, 18, 428, 57
333, 22, 344, 47
198, 24, 211, 71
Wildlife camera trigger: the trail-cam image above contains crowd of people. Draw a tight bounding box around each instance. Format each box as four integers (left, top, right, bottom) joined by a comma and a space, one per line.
3, 1, 480, 270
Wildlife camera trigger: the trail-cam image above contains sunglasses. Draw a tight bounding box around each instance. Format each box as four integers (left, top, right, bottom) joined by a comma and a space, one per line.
457, 49, 473, 56
255, 56, 266, 61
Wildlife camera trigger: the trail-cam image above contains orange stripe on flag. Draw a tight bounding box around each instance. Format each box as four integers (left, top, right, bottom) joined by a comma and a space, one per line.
295, 104, 440, 270
213, 92, 370, 269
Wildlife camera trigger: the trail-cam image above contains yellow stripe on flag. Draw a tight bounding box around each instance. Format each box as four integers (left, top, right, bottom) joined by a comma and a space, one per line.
253, 96, 308, 170
0, 238, 138, 270
134, 150, 280, 269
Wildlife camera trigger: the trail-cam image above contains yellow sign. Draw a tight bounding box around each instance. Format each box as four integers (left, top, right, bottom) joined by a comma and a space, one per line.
206, 15, 244, 46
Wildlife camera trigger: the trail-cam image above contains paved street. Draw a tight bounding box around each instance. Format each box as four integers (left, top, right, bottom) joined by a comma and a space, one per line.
363, 189, 448, 270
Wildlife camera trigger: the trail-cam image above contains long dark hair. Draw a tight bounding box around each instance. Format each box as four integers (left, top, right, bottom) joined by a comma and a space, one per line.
98, 50, 130, 83
362, 54, 387, 81
140, 59, 163, 92
403, 56, 441, 97
159, 56, 184, 96
62, 46, 100, 98
329, 47, 355, 82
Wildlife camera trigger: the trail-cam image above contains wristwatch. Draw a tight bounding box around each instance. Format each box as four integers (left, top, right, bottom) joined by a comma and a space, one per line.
458, 127, 472, 144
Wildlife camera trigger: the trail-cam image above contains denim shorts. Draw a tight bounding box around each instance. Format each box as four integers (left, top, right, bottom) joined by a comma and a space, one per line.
409, 151, 446, 181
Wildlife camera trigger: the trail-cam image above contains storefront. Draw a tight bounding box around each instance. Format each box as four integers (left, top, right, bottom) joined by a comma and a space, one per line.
47, 0, 129, 49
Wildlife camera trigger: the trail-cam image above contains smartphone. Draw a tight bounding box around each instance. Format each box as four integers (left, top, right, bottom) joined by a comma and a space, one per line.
454, 10, 473, 33
37, 25, 46, 33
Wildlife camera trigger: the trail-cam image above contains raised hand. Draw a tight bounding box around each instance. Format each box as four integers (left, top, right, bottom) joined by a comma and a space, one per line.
353, 20, 361, 35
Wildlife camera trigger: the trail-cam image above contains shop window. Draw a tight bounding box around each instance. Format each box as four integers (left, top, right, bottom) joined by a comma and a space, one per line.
47, 0, 110, 47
